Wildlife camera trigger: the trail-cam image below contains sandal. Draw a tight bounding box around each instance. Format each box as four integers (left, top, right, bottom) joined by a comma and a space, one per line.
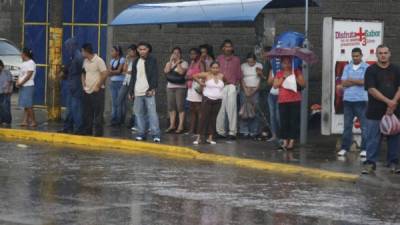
165, 127, 176, 133
278, 145, 288, 151
175, 129, 184, 134
19, 123, 28, 127
286, 146, 294, 151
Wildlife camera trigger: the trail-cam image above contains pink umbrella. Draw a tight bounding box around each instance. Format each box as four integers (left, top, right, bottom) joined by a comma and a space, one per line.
266, 47, 318, 64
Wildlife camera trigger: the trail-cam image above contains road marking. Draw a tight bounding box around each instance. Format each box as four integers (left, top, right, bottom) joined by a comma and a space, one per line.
0, 128, 359, 182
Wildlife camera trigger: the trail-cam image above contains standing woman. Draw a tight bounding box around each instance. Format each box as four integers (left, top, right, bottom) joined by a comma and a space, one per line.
118, 44, 138, 127
108, 45, 125, 127
273, 56, 306, 150
16, 48, 37, 127
164, 47, 188, 134
185, 48, 206, 135
239, 53, 263, 138
193, 61, 225, 145
199, 44, 214, 71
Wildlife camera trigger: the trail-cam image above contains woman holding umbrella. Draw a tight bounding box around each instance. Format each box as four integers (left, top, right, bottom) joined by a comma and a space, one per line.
273, 56, 306, 150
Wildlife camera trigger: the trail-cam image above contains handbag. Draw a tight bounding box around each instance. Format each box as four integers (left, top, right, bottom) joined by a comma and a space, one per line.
166, 64, 186, 84
239, 97, 256, 119
192, 80, 203, 94
380, 114, 400, 135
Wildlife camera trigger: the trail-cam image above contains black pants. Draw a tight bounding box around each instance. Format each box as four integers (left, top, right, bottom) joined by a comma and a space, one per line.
83, 89, 105, 136
279, 101, 300, 140
199, 97, 222, 137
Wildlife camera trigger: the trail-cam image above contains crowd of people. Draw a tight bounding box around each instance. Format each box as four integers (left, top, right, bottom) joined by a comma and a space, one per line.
0, 39, 399, 174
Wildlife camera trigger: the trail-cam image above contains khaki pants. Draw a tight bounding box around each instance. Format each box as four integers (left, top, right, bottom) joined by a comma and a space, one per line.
216, 84, 238, 136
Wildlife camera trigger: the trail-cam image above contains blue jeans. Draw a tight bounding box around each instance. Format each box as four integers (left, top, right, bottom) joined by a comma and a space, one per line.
341, 101, 367, 151
133, 95, 160, 138
110, 81, 124, 124
64, 93, 84, 134
117, 84, 129, 125
0, 94, 12, 124
365, 119, 400, 166
268, 93, 280, 137
239, 91, 259, 136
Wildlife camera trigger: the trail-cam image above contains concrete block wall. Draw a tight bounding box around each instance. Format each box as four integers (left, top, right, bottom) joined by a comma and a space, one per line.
0, 0, 23, 48
111, 0, 260, 117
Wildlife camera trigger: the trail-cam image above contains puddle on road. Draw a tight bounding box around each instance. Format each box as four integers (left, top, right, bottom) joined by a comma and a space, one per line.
0, 141, 399, 225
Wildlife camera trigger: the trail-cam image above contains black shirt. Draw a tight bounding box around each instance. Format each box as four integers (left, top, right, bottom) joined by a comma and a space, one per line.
364, 63, 400, 120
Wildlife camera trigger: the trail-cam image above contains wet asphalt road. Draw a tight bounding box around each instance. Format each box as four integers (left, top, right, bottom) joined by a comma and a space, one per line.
1, 141, 400, 225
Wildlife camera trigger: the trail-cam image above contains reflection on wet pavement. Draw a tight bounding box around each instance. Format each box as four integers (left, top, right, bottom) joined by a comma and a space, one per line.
0, 141, 399, 225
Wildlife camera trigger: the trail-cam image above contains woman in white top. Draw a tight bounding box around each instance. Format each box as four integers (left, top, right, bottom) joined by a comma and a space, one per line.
164, 47, 188, 134
239, 53, 263, 138
117, 44, 138, 127
16, 48, 37, 127
193, 61, 225, 145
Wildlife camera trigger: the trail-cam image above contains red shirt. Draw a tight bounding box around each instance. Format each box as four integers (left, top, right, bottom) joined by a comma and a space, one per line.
217, 55, 243, 85
276, 69, 302, 103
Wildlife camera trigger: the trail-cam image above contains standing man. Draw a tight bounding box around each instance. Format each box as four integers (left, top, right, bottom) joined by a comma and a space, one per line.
60, 38, 84, 134
338, 48, 369, 157
216, 39, 243, 140
128, 42, 161, 142
363, 44, 400, 174
81, 43, 108, 137
0, 60, 13, 126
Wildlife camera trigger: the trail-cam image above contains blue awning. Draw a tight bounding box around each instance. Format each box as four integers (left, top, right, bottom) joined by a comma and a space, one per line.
110, 0, 273, 26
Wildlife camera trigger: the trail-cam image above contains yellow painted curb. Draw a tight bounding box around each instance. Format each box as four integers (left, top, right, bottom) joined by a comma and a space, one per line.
0, 128, 359, 182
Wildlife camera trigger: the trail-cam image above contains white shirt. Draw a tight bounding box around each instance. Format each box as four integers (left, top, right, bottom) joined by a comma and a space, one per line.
83, 54, 107, 94
19, 59, 36, 87
241, 62, 262, 88
135, 58, 149, 96
123, 61, 133, 86
352, 64, 361, 71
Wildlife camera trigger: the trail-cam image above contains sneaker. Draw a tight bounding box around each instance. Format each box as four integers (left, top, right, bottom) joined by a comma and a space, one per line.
135, 136, 144, 141
389, 163, 400, 174
337, 149, 347, 156
206, 140, 217, 145
360, 150, 367, 157
193, 140, 200, 145
131, 127, 138, 132
361, 163, 376, 175
267, 137, 277, 142
153, 137, 161, 143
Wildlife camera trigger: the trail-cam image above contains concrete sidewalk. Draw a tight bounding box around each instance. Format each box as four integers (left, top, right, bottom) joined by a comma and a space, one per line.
3, 101, 400, 185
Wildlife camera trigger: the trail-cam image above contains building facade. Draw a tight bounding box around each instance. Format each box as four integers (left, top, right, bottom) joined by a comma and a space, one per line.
1, 0, 400, 116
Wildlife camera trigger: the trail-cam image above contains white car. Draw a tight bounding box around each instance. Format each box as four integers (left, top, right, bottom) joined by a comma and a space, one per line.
0, 38, 22, 83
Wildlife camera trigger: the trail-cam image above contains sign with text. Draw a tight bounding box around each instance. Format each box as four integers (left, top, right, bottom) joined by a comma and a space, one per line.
331, 19, 384, 134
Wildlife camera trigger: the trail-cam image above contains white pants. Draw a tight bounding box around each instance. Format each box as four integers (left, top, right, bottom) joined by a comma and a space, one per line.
216, 84, 238, 136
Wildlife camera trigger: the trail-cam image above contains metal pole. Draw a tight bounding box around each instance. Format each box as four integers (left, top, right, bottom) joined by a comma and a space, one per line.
300, 0, 309, 144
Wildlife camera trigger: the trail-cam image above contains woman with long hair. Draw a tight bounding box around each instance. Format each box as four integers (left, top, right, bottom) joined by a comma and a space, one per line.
16, 48, 37, 127
164, 47, 188, 134
108, 45, 125, 127
193, 61, 225, 145
185, 48, 206, 135
118, 44, 138, 127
